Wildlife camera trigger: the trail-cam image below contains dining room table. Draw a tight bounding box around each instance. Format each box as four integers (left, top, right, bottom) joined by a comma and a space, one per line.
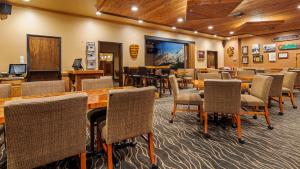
193, 80, 250, 90
0, 86, 133, 125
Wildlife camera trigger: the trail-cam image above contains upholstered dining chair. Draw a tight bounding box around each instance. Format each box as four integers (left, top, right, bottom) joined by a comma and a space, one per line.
97, 87, 157, 169
4, 93, 88, 169
237, 70, 255, 83
81, 76, 113, 91
241, 75, 274, 129
203, 80, 244, 143
267, 74, 284, 115
197, 73, 222, 80
289, 70, 300, 89
282, 72, 298, 109
0, 84, 11, 98
221, 72, 232, 80
169, 75, 202, 123
21, 80, 65, 96
81, 76, 113, 154
183, 69, 195, 88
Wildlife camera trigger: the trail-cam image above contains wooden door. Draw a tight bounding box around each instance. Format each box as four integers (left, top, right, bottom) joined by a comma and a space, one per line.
296, 53, 300, 68
27, 35, 61, 81
207, 51, 218, 68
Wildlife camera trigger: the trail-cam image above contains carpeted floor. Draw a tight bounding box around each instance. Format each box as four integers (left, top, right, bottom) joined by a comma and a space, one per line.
0, 89, 300, 169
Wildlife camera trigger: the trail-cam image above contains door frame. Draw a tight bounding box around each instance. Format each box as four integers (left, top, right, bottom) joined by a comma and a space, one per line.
207, 50, 218, 69
98, 41, 123, 86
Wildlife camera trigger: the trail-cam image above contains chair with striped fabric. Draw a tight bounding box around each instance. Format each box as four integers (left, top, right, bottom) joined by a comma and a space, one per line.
21, 80, 65, 96
0, 84, 11, 98
282, 72, 298, 109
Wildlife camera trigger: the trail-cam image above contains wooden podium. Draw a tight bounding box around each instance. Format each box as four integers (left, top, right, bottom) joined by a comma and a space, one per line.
67, 70, 104, 91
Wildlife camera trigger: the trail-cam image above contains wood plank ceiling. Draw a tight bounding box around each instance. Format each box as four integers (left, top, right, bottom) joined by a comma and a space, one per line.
96, 0, 300, 37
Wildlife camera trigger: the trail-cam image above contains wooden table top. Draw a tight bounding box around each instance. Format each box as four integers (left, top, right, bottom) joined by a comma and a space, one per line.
236, 76, 255, 81
193, 80, 250, 90
0, 87, 132, 124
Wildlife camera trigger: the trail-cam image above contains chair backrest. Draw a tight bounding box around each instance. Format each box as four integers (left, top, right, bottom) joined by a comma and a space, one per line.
0, 84, 11, 98
204, 80, 241, 114
221, 72, 231, 80
283, 72, 297, 93
197, 73, 221, 80
81, 77, 113, 91
250, 75, 273, 104
289, 70, 300, 87
206, 68, 219, 73
169, 75, 180, 97
21, 80, 65, 96
237, 70, 255, 77
268, 74, 284, 97
105, 87, 155, 144
4, 93, 87, 169
184, 69, 195, 79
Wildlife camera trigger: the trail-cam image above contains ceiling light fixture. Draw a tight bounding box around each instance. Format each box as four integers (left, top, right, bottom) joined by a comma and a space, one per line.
138, 20, 143, 23
297, 5, 300, 9
131, 5, 138, 12
214, 35, 217, 37
194, 31, 198, 34
227, 37, 231, 40
177, 17, 184, 23
208, 26, 213, 30
96, 11, 102, 16
22, 0, 31, 2
229, 31, 234, 35
172, 26, 176, 30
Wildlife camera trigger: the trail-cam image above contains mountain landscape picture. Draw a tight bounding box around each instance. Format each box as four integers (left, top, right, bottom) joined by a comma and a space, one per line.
154, 42, 185, 69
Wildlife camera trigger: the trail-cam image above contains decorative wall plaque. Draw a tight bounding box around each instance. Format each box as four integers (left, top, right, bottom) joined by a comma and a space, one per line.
129, 44, 139, 58
273, 34, 300, 42
226, 47, 234, 57
278, 43, 300, 50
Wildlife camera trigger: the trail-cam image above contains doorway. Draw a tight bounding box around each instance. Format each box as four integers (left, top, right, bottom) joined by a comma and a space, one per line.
98, 41, 123, 86
296, 53, 300, 68
207, 51, 218, 68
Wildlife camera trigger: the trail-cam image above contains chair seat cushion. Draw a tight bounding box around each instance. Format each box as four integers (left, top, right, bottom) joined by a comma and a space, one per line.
199, 90, 204, 98
241, 94, 265, 107
282, 87, 291, 93
176, 93, 203, 105
183, 77, 193, 80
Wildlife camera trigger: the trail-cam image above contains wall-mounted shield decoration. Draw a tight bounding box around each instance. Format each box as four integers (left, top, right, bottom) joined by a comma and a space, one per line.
227, 46, 234, 57
130, 44, 139, 58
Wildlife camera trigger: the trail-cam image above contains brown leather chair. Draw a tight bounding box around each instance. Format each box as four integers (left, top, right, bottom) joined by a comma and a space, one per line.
4, 93, 88, 169
97, 87, 157, 169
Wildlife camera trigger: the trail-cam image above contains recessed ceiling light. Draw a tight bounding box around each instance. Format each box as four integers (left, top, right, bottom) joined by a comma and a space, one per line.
131, 6, 138, 12
177, 17, 184, 23
208, 26, 213, 30
96, 11, 102, 16
214, 35, 217, 37
227, 37, 231, 40
297, 5, 300, 9
194, 31, 198, 34
172, 26, 176, 30
22, 0, 31, 2
229, 31, 234, 35
138, 20, 143, 23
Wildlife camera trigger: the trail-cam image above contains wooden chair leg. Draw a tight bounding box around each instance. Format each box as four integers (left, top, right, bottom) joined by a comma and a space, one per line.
236, 114, 244, 144
290, 92, 297, 109
198, 105, 203, 124
148, 133, 156, 165
80, 152, 86, 169
170, 103, 177, 123
279, 96, 283, 115
96, 127, 101, 152
264, 105, 273, 130
107, 144, 113, 169
203, 112, 210, 138
90, 123, 94, 153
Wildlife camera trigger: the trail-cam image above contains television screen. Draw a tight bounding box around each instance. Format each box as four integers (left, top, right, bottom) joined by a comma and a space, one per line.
0, 3, 12, 15
9, 64, 26, 75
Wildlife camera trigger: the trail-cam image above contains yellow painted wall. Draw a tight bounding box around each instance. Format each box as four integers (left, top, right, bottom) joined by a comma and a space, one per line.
0, 6, 224, 72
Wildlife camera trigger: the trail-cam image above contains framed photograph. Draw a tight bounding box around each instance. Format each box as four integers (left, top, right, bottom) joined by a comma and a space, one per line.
268, 52, 276, 62
86, 42, 96, 52
197, 50, 205, 61
278, 52, 289, 59
87, 60, 96, 69
252, 44, 260, 54
253, 54, 263, 63
242, 56, 249, 64
87, 52, 96, 61
263, 44, 276, 53
242, 46, 248, 55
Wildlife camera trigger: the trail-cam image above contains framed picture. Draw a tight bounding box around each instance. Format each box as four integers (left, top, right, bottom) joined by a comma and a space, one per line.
87, 60, 96, 69
268, 52, 276, 62
242, 46, 248, 55
278, 52, 289, 59
197, 50, 205, 61
253, 54, 263, 63
263, 44, 276, 53
252, 44, 260, 54
242, 56, 249, 64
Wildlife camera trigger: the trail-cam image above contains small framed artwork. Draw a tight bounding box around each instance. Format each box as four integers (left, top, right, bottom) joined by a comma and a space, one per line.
253, 54, 263, 63
242, 46, 248, 55
197, 50, 205, 61
263, 44, 276, 53
278, 52, 288, 59
268, 52, 276, 62
242, 56, 249, 64
252, 44, 260, 55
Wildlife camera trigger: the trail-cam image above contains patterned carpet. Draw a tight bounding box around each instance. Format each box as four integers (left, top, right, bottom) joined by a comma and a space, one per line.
0, 89, 300, 169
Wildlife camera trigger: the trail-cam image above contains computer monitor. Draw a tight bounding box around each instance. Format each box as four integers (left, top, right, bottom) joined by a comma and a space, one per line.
8, 64, 26, 76
72, 58, 83, 70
